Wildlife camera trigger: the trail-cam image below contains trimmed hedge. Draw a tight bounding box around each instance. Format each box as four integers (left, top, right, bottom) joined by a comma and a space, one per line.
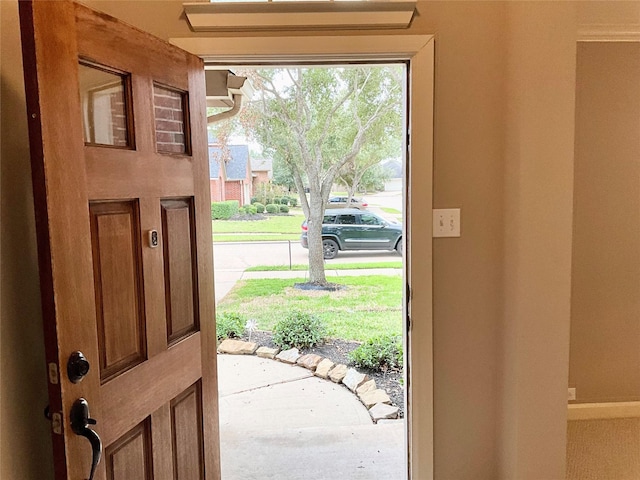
265, 203, 279, 214
211, 200, 239, 220
254, 202, 265, 213
279, 205, 289, 213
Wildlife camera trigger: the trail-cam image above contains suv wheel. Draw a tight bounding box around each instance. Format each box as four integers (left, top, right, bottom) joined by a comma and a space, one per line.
323, 239, 339, 259
396, 239, 403, 256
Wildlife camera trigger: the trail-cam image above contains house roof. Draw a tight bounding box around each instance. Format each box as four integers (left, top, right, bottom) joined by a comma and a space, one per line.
251, 157, 272, 172
208, 144, 249, 181
208, 147, 221, 179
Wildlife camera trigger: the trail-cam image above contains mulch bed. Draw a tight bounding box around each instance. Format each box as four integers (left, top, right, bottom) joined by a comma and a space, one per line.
240, 330, 405, 418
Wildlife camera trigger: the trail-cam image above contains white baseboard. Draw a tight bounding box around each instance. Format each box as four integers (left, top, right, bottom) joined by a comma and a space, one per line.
568, 401, 640, 421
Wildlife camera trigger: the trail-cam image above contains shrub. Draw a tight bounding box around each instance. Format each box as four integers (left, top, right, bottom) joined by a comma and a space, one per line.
348, 335, 403, 372
250, 197, 258, 204
272, 197, 281, 205
265, 203, 279, 214
216, 312, 245, 340
254, 202, 265, 214
279, 205, 289, 213
272, 311, 327, 349
246, 205, 258, 215
211, 200, 239, 220
289, 197, 298, 207
279, 197, 289, 206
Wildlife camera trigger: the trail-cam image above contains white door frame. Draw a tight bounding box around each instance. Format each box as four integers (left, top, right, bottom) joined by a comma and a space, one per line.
171, 34, 435, 479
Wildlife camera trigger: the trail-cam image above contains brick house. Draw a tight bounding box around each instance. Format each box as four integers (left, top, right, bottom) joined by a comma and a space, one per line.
250, 156, 272, 193
208, 141, 252, 205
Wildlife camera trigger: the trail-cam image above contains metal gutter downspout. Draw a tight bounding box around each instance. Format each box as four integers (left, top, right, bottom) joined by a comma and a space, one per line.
207, 93, 243, 125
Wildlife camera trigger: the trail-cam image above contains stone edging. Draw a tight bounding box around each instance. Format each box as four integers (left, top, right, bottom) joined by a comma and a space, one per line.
217, 338, 400, 423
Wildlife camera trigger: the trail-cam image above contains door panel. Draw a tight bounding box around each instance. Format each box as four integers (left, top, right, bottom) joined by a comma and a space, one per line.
90, 201, 147, 383
19, 1, 220, 478
105, 420, 153, 480
161, 199, 199, 345
171, 382, 204, 480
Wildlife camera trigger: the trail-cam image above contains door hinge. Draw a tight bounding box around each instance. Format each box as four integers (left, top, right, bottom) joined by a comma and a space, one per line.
48, 363, 59, 385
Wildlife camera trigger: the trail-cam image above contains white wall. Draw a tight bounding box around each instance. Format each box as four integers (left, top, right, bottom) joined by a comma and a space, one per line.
501, 3, 577, 478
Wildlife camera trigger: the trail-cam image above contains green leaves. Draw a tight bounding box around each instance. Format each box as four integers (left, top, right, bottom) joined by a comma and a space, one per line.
272, 310, 327, 349
216, 312, 246, 340
348, 335, 403, 372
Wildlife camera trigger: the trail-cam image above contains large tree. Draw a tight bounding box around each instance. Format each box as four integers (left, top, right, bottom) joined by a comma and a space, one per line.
246, 66, 402, 285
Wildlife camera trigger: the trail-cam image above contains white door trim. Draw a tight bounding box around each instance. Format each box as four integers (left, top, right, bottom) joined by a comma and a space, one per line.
171, 34, 435, 479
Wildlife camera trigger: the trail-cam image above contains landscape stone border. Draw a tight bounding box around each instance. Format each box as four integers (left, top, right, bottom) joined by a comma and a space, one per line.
218, 338, 400, 423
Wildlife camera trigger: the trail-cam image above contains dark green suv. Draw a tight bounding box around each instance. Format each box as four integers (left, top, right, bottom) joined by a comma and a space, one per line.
300, 208, 403, 259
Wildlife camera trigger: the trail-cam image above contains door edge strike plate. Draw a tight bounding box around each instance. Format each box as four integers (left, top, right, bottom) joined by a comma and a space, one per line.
51, 412, 63, 435
48, 363, 59, 384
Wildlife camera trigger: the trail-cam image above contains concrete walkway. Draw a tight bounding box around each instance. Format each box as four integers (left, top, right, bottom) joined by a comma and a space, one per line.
217, 355, 406, 479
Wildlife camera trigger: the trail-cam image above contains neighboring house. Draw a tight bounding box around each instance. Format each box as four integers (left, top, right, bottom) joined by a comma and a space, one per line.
250, 156, 272, 193
208, 140, 252, 205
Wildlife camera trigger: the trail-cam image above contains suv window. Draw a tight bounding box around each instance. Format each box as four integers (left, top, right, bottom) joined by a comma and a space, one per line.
323, 215, 337, 224
336, 214, 357, 225
359, 213, 383, 225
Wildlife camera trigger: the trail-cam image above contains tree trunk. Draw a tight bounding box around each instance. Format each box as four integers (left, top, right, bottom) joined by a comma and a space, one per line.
306, 191, 327, 284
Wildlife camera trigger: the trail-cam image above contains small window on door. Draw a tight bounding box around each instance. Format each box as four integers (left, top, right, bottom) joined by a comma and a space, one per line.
78, 61, 133, 148
153, 83, 191, 155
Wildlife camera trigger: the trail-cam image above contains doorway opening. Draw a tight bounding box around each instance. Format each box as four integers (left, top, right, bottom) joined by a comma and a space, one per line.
209, 62, 407, 479
171, 32, 435, 478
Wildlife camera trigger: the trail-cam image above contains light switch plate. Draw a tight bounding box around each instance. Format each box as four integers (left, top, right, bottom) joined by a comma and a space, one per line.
568, 388, 576, 401
433, 208, 461, 237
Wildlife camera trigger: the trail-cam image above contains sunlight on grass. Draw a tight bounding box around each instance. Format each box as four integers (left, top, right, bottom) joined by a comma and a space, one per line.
380, 206, 402, 215
214, 234, 300, 242
213, 214, 305, 234
216, 275, 402, 342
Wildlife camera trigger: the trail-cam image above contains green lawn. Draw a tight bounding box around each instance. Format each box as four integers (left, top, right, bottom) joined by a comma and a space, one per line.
380, 207, 403, 215
213, 213, 304, 233
212, 213, 305, 242
216, 275, 402, 342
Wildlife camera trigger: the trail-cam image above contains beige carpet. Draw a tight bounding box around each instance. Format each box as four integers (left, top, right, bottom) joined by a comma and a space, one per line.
567, 418, 640, 480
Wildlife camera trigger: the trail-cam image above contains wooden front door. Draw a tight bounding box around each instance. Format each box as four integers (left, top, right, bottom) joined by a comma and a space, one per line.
19, 1, 220, 478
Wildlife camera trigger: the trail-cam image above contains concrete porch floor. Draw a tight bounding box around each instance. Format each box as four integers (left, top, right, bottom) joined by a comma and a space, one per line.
217, 355, 406, 479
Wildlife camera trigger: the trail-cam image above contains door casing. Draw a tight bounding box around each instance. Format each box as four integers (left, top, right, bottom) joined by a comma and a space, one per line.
170, 34, 435, 480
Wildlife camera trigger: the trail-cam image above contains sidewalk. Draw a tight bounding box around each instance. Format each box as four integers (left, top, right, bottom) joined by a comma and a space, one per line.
241, 267, 402, 280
